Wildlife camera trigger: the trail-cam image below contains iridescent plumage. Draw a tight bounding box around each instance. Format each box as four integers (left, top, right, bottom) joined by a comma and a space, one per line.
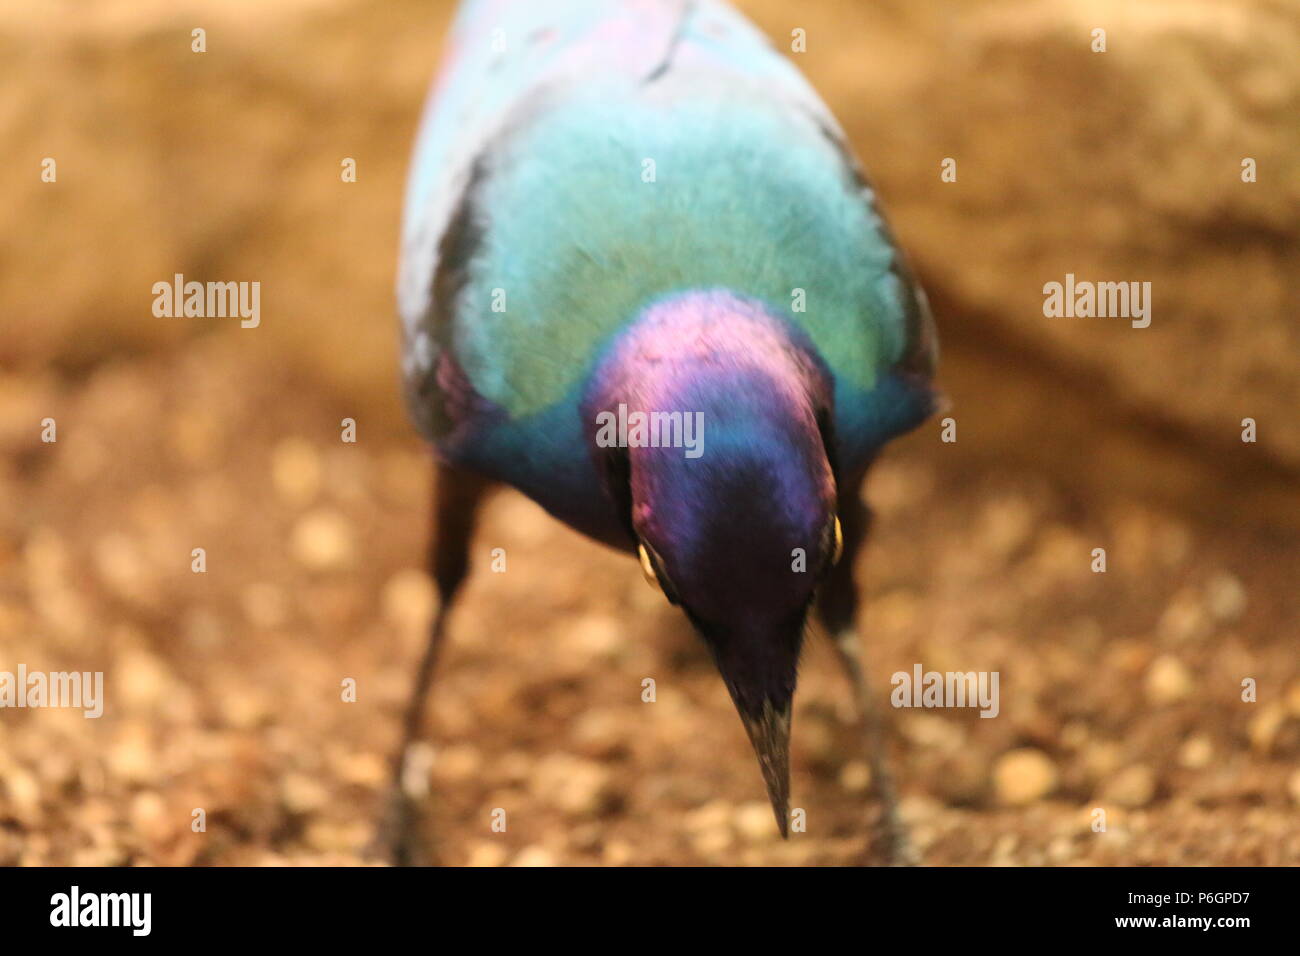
392, 0, 938, 852
398, 0, 936, 544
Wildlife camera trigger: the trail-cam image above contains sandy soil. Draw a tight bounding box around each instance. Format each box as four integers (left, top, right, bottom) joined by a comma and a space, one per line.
0, 0, 1297, 866
1, 336, 1297, 866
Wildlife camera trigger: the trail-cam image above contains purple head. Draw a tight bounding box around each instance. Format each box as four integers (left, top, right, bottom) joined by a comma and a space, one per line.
583, 290, 841, 833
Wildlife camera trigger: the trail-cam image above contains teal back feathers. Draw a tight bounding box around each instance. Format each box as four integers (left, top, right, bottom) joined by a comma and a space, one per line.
456, 86, 912, 417
398, 0, 937, 498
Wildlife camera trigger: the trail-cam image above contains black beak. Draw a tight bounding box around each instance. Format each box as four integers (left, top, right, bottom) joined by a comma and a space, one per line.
736, 697, 793, 838
688, 609, 805, 840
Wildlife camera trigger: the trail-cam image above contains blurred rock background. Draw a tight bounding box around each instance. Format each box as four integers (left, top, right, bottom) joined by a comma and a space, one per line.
0, 0, 1296, 865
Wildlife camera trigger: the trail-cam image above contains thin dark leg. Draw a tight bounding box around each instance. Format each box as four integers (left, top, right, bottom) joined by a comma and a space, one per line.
817, 492, 918, 866
372, 462, 489, 866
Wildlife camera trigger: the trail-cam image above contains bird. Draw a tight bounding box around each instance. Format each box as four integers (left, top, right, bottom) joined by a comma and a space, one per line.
382, 0, 938, 865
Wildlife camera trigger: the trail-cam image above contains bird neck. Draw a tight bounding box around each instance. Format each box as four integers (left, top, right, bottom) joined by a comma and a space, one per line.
582, 289, 837, 552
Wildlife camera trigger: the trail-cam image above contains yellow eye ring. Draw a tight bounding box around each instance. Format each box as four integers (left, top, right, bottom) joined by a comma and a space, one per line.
832, 516, 844, 565
638, 543, 661, 590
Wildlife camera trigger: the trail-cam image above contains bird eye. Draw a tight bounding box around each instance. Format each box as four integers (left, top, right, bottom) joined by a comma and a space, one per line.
638, 543, 660, 590
816, 516, 843, 579
637, 541, 680, 605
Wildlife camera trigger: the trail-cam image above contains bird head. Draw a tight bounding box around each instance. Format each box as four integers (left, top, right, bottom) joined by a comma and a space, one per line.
585, 291, 841, 836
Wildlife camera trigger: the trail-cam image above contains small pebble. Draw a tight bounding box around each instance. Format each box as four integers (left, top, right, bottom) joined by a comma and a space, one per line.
1178, 736, 1213, 769
381, 569, 435, 633
465, 841, 509, 867
290, 509, 354, 570
1204, 573, 1246, 622
281, 773, 328, 814
838, 760, 871, 793
532, 753, 614, 816
734, 801, 778, 842
511, 845, 557, 867
1101, 765, 1156, 808
271, 438, 322, 506
993, 748, 1057, 805
1145, 655, 1193, 704
1248, 704, 1286, 753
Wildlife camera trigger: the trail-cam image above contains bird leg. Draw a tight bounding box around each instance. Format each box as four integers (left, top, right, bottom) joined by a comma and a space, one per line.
371, 463, 488, 866
828, 625, 918, 866
817, 494, 919, 866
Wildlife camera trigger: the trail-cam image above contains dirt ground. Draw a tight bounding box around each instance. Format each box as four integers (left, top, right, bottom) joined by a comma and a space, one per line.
1, 0, 1298, 866
1, 335, 1297, 866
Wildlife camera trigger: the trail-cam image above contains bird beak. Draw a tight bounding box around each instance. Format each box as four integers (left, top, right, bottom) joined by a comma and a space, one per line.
737, 698, 793, 838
